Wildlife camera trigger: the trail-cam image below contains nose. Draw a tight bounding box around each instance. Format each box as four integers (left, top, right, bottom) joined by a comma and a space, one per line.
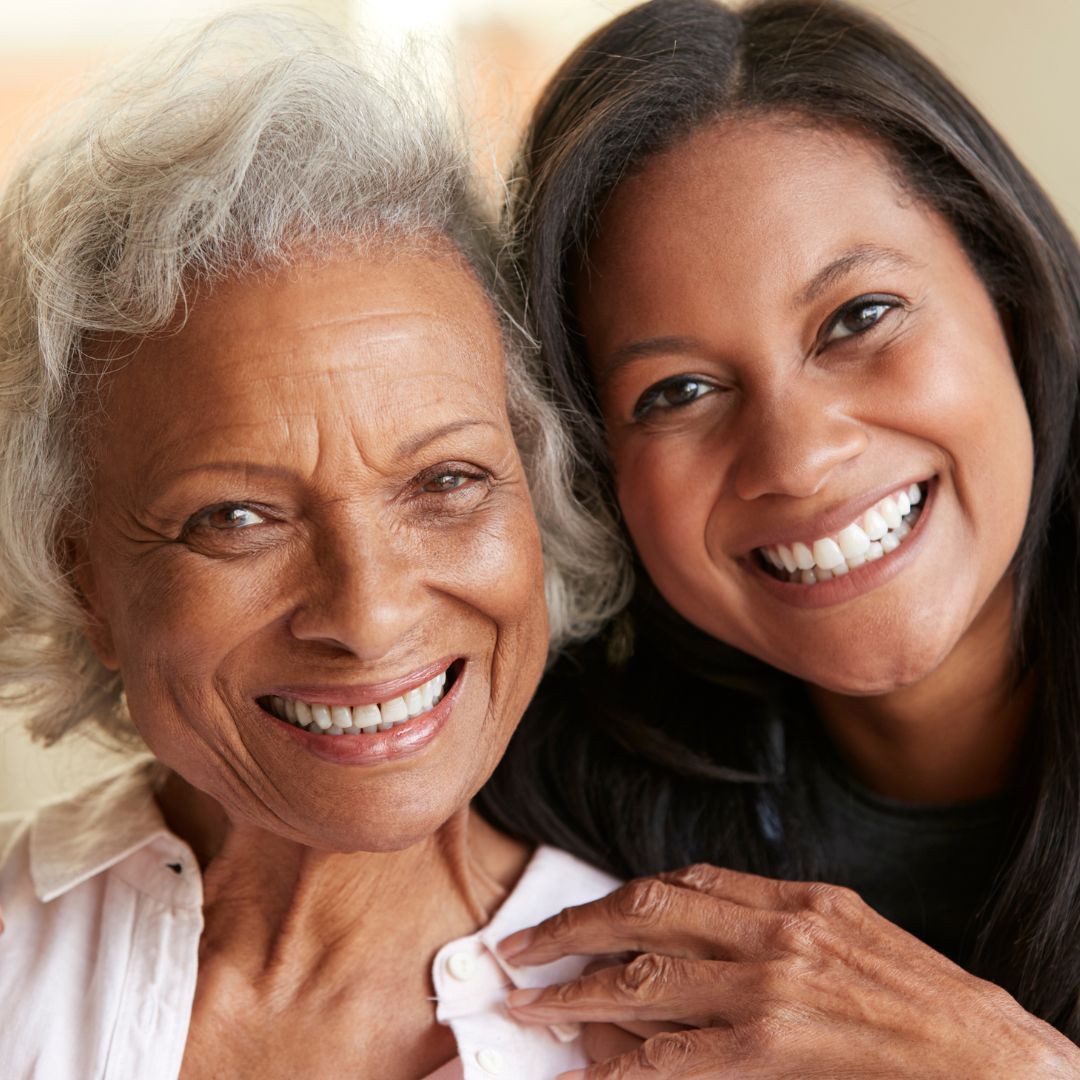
288, 515, 427, 661
730, 383, 868, 502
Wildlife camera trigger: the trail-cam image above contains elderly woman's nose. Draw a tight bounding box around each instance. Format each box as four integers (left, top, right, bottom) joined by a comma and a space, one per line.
288, 527, 428, 659
730, 385, 868, 502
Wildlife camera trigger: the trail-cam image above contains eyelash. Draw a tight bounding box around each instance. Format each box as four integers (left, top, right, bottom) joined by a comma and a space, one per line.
181, 502, 269, 537
632, 376, 719, 421
413, 463, 491, 497
819, 293, 903, 347
630, 293, 903, 421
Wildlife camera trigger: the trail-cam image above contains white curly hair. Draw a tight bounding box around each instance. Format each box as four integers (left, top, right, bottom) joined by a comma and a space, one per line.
0, 12, 631, 747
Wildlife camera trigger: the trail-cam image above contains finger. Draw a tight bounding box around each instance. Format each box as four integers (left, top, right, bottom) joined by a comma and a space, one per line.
508, 953, 755, 1027
558, 1027, 740, 1080
499, 877, 777, 965
659, 863, 804, 910
582, 1022, 643, 1063
661, 863, 862, 921
604, 1020, 687, 1041
583, 955, 632, 978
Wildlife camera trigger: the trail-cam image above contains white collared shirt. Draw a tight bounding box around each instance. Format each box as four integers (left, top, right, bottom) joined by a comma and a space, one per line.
0, 760, 620, 1080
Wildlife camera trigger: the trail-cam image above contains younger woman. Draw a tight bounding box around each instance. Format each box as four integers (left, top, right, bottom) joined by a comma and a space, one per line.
480, 0, 1080, 1072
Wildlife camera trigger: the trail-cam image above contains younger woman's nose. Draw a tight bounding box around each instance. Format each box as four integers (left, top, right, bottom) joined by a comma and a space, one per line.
730, 388, 868, 502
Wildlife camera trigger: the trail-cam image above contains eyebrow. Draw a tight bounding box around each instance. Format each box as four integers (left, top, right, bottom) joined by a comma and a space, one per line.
599, 336, 704, 386
160, 418, 503, 484
597, 244, 919, 382
795, 244, 918, 307
391, 417, 503, 459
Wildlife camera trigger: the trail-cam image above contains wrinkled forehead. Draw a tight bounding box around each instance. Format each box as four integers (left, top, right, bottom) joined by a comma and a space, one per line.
80, 246, 513, 487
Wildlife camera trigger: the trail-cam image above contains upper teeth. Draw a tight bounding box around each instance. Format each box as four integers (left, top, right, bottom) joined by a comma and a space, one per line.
264, 669, 448, 735
759, 484, 924, 585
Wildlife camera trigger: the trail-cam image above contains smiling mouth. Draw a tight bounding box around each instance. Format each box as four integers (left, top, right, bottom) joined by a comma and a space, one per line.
258, 662, 460, 735
756, 482, 928, 585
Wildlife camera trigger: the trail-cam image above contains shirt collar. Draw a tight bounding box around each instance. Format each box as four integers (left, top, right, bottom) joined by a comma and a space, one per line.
478, 845, 621, 992
29, 756, 175, 902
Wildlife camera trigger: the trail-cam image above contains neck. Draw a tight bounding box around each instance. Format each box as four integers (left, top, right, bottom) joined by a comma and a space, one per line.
156, 773, 526, 987
809, 578, 1032, 803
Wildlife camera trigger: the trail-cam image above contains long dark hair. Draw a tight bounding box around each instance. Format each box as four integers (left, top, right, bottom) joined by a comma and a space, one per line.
478, 0, 1080, 1036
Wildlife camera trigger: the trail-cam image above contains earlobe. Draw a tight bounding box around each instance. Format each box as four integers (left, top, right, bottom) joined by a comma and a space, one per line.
68, 535, 121, 672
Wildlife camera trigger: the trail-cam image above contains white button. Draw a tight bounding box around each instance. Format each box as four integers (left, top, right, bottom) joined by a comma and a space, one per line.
475, 1047, 505, 1075
445, 951, 477, 981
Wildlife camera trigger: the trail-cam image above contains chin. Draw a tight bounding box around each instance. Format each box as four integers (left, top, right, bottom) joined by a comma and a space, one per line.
783, 634, 958, 697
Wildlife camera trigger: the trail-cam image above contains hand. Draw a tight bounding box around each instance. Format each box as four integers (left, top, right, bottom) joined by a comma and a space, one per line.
576, 958, 687, 1064
499, 864, 1080, 1079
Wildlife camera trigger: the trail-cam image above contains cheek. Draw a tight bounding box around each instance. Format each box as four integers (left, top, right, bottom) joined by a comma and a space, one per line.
613, 433, 747, 641
892, 319, 1034, 548
465, 501, 550, 689
614, 432, 719, 569
100, 549, 286, 680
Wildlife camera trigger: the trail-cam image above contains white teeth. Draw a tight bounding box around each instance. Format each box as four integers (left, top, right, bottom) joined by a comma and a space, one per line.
353, 703, 380, 730
879, 498, 902, 530
836, 523, 871, 560
757, 483, 926, 585
379, 696, 408, 727
812, 537, 845, 571
862, 509, 888, 541
792, 542, 815, 570
264, 667, 451, 735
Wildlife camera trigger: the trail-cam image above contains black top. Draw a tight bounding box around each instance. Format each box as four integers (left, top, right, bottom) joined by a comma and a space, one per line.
809, 744, 1011, 961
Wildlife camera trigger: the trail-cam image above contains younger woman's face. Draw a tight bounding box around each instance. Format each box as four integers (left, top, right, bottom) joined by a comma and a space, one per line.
577, 118, 1033, 694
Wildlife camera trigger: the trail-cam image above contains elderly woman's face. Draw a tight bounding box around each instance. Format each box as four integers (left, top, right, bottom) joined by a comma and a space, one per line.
77, 248, 548, 851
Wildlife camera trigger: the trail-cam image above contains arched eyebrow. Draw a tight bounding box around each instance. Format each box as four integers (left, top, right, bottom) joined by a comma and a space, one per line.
597, 244, 919, 385
795, 244, 919, 307
598, 336, 703, 387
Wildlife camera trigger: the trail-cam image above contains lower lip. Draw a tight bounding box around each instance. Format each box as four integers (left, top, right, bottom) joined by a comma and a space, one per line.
747, 482, 936, 610
263, 667, 465, 766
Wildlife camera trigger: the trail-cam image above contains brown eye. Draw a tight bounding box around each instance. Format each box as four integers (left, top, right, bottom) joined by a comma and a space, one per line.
824, 294, 900, 343
422, 473, 471, 493
633, 375, 718, 421
201, 505, 266, 529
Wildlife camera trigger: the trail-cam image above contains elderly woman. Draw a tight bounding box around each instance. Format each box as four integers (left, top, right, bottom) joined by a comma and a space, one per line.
0, 17, 625, 1079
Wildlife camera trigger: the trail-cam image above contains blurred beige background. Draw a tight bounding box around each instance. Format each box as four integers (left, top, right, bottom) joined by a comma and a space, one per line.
2, 0, 1078, 812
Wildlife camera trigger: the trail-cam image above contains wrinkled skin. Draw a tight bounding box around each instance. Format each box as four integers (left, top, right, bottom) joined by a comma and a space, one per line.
502, 866, 1080, 1078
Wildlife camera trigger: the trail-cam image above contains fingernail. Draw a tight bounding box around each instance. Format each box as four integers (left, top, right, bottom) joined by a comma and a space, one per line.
506, 987, 545, 1010
498, 928, 535, 960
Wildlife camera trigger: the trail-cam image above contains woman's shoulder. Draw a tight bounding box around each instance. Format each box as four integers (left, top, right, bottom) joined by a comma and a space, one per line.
0, 756, 167, 889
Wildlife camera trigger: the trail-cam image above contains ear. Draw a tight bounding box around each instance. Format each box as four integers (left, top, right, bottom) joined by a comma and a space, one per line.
67, 533, 121, 672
